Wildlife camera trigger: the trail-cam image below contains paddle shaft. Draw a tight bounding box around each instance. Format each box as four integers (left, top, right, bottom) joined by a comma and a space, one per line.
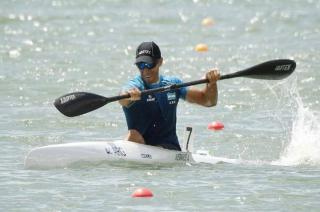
108, 78, 208, 102
102, 67, 281, 103
54, 59, 296, 117
105, 74, 245, 102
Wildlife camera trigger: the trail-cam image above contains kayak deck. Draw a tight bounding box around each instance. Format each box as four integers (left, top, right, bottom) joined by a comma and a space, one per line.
24, 140, 238, 169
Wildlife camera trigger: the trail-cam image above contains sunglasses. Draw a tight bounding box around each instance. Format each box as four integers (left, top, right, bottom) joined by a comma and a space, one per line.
136, 62, 155, 70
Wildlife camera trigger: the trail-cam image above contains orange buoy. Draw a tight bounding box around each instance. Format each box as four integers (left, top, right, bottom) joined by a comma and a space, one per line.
208, 121, 224, 130
201, 17, 214, 27
131, 188, 153, 198
195, 43, 209, 52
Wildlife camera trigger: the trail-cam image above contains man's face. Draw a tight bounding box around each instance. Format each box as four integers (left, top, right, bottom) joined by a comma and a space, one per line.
138, 59, 162, 84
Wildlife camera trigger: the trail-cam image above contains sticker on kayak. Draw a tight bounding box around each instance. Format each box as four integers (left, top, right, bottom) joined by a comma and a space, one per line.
105, 144, 126, 157
141, 153, 152, 159
175, 153, 190, 161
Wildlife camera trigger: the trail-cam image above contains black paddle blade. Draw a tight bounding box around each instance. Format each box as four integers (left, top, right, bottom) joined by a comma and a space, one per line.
220, 59, 296, 80
54, 92, 108, 117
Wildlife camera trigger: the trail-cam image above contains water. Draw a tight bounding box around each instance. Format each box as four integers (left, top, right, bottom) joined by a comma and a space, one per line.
1, 0, 320, 211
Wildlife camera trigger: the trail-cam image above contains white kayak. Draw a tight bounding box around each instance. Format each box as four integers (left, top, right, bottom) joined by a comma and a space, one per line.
24, 140, 239, 169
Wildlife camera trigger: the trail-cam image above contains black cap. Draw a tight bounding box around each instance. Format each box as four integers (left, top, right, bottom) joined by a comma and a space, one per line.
135, 41, 161, 64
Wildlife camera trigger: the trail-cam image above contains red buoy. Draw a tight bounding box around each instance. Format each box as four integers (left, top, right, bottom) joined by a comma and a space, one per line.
131, 188, 153, 198
208, 121, 224, 130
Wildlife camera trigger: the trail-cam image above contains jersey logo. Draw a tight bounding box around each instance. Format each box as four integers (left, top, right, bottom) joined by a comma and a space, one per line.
146, 95, 155, 102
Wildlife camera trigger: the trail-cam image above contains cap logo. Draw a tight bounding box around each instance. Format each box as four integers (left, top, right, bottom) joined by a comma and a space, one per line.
138, 50, 151, 56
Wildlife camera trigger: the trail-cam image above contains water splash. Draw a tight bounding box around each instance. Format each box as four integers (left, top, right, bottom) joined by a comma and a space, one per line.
273, 96, 320, 166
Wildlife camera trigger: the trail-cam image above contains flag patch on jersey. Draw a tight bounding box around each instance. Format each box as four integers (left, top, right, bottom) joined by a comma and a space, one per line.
167, 92, 176, 100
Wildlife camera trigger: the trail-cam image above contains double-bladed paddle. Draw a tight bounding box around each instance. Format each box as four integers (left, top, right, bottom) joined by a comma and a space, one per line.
54, 59, 296, 117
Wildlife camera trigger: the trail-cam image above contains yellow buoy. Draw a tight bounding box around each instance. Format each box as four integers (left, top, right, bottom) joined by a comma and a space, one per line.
195, 43, 209, 52
201, 17, 214, 27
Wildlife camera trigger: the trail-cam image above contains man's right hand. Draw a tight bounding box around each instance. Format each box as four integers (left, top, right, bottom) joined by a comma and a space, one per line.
119, 87, 141, 107
127, 87, 141, 101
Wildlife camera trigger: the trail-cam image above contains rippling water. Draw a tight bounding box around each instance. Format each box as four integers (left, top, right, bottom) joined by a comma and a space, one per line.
1, 0, 320, 211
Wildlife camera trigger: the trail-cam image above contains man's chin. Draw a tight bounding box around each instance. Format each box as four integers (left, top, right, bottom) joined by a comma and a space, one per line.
143, 77, 153, 84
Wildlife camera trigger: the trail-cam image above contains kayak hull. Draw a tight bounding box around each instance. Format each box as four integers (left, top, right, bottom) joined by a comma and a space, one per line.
24, 140, 236, 169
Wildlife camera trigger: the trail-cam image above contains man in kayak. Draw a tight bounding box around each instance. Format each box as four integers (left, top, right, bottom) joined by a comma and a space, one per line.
119, 41, 220, 151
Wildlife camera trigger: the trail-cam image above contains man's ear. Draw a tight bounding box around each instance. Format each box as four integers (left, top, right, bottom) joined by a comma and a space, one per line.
159, 57, 163, 66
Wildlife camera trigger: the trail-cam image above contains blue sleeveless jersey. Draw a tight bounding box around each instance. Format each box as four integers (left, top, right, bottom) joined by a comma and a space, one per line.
122, 75, 188, 151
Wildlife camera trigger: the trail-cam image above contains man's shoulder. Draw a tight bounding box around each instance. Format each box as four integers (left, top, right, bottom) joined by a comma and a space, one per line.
128, 75, 145, 86
123, 75, 144, 91
130, 75, 143, 84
